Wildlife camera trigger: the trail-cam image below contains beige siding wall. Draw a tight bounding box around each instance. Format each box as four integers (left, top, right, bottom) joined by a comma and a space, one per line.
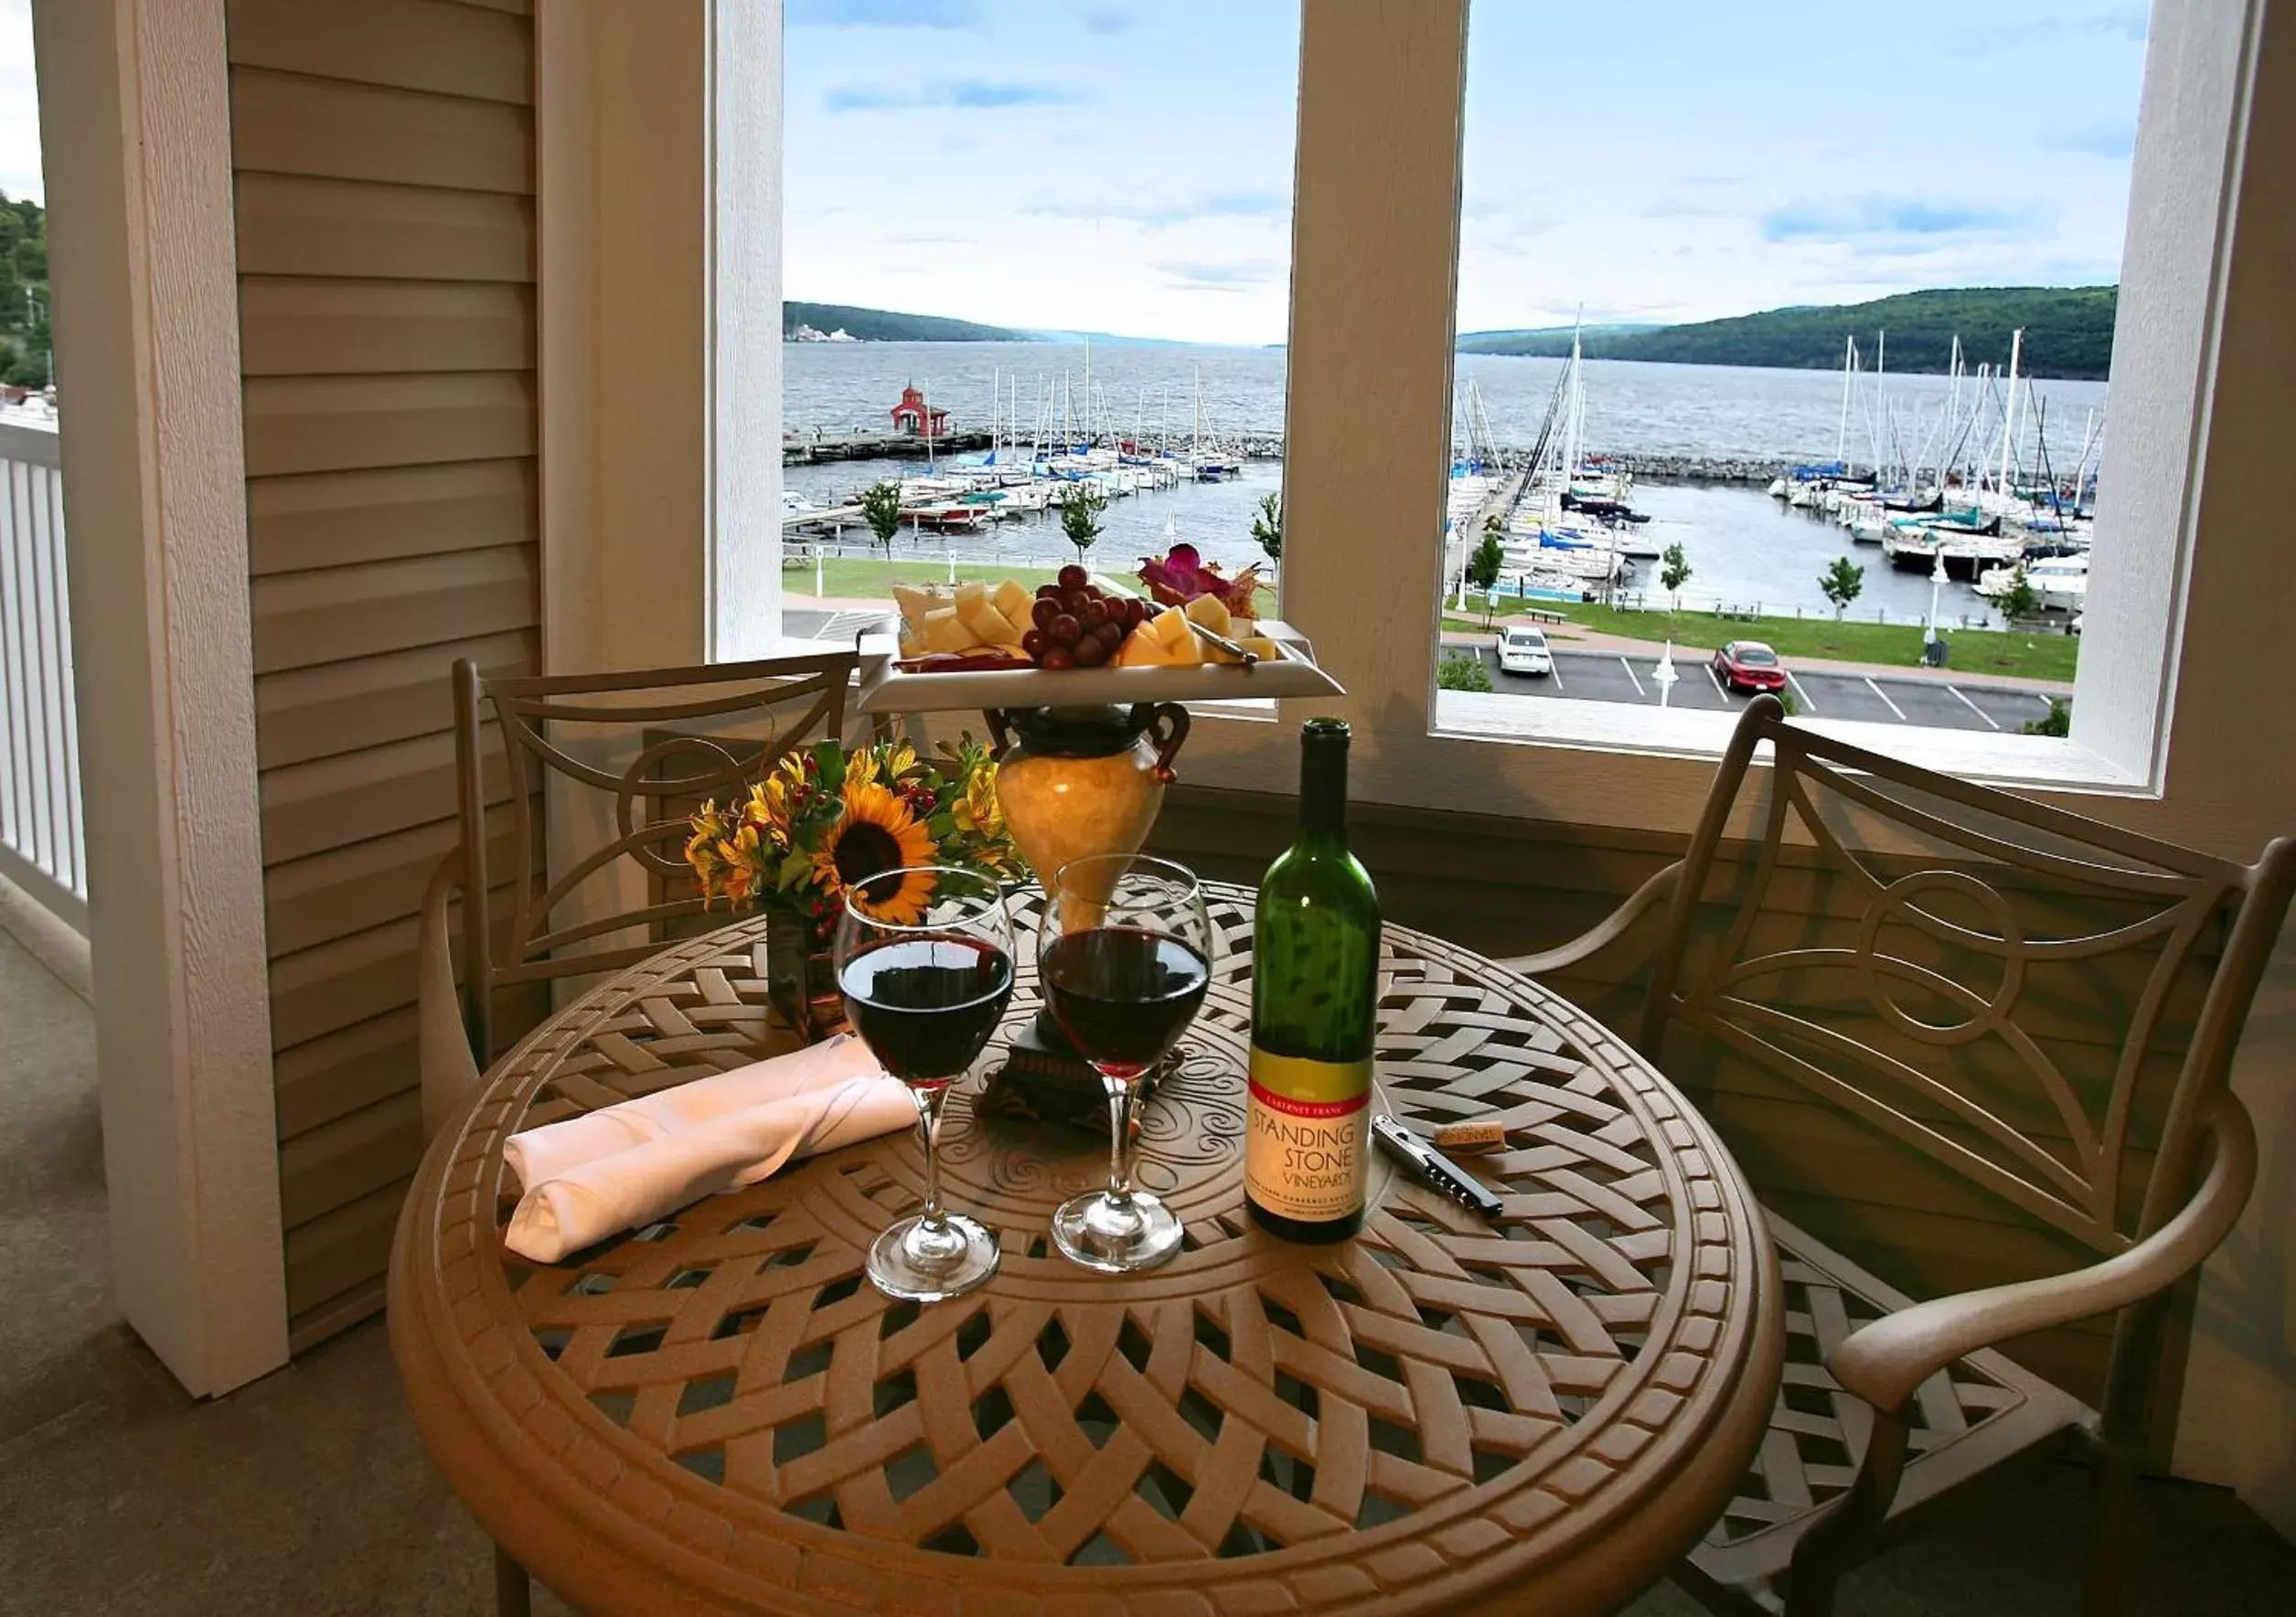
225, 0, 539, 1349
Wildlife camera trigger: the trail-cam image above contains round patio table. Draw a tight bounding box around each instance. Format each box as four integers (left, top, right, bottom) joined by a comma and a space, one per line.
391, 884, 1782, 1616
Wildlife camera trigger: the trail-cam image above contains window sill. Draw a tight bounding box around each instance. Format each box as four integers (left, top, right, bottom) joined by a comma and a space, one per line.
1430, 691, 2154, 799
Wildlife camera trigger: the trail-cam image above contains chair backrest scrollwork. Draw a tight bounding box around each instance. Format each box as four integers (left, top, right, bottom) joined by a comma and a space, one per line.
1639, 696, 2294, 1258
453, 651, 862, 1062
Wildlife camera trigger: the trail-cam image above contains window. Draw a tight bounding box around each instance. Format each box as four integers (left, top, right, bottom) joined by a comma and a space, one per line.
1122, 0, 2262, 822
1432, 1, 2147, 743
775, 2, 1299, 661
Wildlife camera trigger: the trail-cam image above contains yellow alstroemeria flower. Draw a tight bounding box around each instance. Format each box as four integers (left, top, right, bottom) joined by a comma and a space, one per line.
844, 739, 918, 791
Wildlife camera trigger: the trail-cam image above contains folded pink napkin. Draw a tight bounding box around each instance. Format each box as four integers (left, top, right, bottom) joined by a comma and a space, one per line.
502, 1034, 916, 1263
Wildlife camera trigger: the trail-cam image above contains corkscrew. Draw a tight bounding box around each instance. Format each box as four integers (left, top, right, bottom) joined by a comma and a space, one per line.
1371, 1114, 1504, 1221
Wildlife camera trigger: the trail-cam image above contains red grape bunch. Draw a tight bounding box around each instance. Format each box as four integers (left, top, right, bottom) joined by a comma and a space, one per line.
1021, 564, 1148, 670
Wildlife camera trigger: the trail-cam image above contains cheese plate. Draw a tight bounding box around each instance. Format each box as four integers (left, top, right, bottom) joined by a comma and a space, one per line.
854, 618, 1345, 715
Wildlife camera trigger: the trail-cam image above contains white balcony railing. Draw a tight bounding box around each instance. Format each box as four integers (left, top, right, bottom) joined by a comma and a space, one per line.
0, 412, 83, 929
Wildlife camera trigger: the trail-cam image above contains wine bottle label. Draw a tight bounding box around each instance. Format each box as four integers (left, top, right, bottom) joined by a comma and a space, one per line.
1245, 1048, 1371, 1223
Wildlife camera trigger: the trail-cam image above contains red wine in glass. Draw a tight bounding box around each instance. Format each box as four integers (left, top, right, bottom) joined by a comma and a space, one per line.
1037, 853, 1214, 1273
833, 867, 1015, 1305
1041, 926, 1210, 1079
838, 935, 1014, 1089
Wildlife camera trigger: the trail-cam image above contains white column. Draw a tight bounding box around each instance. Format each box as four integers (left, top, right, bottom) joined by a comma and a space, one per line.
31, 0, 287, 1394
706, 0, 785, 659
539, 0, 785, 674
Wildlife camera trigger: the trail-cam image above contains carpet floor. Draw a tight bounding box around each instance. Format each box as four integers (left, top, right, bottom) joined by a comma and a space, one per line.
0, 926, 2287, 1614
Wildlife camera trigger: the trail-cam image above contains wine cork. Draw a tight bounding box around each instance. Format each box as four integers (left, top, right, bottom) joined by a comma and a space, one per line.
1432, 1120, 1509, 1155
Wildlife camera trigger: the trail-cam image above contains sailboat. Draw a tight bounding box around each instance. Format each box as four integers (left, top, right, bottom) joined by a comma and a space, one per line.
1187, 368, 1240, 481
1492, 326, 1633, 591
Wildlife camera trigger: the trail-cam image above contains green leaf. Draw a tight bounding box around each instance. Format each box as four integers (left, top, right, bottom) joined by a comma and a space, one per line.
810, 740, 847, 793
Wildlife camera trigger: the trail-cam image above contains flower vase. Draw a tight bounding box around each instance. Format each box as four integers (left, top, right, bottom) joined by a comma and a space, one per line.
981, 701, 1192, 1126
764, 905, 847, 1045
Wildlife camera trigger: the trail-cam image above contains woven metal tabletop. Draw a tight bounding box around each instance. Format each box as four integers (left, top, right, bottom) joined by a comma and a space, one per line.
390, 883, 1782, 1616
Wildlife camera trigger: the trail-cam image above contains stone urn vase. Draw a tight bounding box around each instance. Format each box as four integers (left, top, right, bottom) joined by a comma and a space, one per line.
982, 701, 1191, 1118
988, 702, 1191, 883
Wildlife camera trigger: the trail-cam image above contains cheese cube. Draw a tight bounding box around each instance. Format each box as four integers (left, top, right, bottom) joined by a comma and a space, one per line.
921, 606, 970, 654
1237, 637, 1282, 662
992, 578, 1032, 624
1115, 626, 1174, 667
1150, 607, 1193, 650
893, 584, 940, 630
1183, 593, 1233, 637
953, 581, 988, 611
959, 597, 1022, 647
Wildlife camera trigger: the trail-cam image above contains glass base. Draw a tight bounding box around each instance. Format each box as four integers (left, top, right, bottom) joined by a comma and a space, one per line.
1050, 1188, 1183, 1273
867, 1211, 999, 1302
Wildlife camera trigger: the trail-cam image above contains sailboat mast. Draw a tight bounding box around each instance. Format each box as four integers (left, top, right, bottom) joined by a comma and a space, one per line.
1835, 335, 1855, 466
1946, 336, 1964, 486
1997, 328, 2024, 493
1560, 324, 1584, 499
1872, 330, 1887, 484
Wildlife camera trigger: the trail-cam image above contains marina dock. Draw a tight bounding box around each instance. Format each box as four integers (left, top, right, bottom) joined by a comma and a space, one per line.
784, 428, 998, 465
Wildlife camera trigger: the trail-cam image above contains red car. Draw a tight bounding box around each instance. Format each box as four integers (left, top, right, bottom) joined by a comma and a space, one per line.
1712, 639, 1788, 693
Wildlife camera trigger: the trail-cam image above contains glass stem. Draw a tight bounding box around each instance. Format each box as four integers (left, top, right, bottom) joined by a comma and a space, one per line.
1103, 1075, 1136, 1207
913, 1085, 949, 1228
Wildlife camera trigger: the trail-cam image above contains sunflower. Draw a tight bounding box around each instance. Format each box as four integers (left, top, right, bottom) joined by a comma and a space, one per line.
811, 779, 937, 922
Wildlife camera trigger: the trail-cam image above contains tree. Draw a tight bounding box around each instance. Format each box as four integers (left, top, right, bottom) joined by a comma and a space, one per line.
1660, 541, 1693, 611
1463, 528, 1506, 626
2001, 564, 2039, 623
1819, 556, 1864, 619
1436, 650, 1492, 692
2024, 696, 2071, 736
1251, 491, 1282, 563
1058, 485, 1108, 565
858, 481, 903, 553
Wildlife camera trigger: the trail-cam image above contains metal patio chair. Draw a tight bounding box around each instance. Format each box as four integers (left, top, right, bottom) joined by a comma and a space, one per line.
1505, 694, 2291, 1616
416, 650, 862, 1137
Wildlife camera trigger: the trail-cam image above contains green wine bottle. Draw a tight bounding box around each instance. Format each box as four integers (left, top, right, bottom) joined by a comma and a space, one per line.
1246, 717, 1381, 1241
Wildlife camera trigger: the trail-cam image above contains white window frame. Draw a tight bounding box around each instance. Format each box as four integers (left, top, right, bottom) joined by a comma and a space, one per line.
1167, 0, 2285, 858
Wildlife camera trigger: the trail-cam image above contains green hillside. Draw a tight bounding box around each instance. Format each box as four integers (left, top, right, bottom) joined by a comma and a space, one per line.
0, 193, 50, 387
785, 301, 1031, 343
1458, 286, 2117, 380
1456, 321, 1661, 350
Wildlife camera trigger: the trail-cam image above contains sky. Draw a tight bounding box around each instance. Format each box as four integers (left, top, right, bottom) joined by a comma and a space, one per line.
0, 1, 2150, 344
789, 0, 2149, 345
0, 2, 38, 205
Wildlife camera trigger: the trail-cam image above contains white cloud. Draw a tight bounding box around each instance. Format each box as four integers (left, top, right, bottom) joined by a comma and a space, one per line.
0, 0, 42, 204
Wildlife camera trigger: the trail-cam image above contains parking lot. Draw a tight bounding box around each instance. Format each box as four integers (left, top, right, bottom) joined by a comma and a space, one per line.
796, 608, 2065, 736
1469, 645, 2064, 734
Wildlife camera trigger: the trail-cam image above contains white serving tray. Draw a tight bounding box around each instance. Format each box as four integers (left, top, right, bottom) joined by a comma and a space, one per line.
854, 618, 1345, 715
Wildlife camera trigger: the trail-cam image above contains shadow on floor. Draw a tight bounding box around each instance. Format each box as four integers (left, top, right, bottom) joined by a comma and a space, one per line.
0, 927, 2287, 1614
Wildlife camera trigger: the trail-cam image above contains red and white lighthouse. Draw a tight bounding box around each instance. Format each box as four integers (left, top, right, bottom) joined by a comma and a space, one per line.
890, 384, 948, 439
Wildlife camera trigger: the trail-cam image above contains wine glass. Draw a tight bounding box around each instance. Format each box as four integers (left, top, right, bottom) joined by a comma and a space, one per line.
1037, 853, 1214, 1272
835, 866, 1016, 1302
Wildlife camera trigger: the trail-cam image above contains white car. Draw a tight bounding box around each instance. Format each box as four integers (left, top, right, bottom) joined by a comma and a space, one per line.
1496, 626, 1554, 676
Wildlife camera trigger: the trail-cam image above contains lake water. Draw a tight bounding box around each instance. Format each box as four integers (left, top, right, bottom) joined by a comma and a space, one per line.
784, 341, 2111, 622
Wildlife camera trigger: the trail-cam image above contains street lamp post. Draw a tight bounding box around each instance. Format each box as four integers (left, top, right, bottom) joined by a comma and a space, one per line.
1653, 640, 1680, 709
1924, 549, 1949, 664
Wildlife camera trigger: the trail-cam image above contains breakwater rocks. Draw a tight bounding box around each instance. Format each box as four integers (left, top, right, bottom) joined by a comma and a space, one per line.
1600, 454, 1846, 483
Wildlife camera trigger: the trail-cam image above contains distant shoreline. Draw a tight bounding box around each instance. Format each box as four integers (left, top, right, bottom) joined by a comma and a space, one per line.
788, 283, 2117, 380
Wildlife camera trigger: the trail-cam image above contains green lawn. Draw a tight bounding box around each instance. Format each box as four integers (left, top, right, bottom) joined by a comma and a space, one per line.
786, 555, 1063, 599
1443, 601, 2079, 684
